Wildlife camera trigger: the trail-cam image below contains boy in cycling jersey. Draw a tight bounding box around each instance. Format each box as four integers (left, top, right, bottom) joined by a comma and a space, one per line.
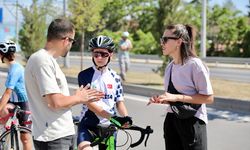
0, 41, 32, 150
77, 35, 133, 150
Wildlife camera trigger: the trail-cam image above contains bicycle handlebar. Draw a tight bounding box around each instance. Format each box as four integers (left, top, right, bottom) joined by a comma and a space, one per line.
0, 105, 31, 125
90, 123, 153, 148
124, 125, 153, 148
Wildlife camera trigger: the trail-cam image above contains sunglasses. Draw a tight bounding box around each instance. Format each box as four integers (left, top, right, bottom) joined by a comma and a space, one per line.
92, 51, 110, 58
61, 37, 76, 45
160, 36, 179, 44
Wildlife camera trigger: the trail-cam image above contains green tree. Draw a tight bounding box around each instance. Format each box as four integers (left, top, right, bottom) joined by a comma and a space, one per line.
207, 3, 249, 57
132, 29, 157, 54
101, 0, 150, 31
68, 0, 107, 69
248, 0, 250, 17
18, 0, 49, 59
241, 30, 250, 57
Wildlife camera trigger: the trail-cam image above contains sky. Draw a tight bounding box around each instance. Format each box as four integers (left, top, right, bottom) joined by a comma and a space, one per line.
209, 0, 249, 15
0, 0, 249, 42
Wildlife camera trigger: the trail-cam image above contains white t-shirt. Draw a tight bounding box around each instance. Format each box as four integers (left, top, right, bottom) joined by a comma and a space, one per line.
25, 49, 75, 141
164, 57, 213, 124
119, 39, 132, 52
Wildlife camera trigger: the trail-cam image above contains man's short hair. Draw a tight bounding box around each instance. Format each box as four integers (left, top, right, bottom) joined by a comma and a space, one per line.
47, 18, 75, 41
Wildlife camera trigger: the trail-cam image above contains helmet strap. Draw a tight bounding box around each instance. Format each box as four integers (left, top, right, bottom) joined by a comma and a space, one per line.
1, 57, 5, 63
92, 57, 110, 70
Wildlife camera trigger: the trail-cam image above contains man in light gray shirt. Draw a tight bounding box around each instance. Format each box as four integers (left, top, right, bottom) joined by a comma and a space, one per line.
25, 18, 104, 150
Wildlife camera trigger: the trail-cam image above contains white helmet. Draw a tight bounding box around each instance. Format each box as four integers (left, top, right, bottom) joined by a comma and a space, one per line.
0, 40, 16, 54
122, 31, 129, 37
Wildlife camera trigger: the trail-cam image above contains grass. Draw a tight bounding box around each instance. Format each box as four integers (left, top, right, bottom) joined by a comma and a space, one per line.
1, 62, 250, 101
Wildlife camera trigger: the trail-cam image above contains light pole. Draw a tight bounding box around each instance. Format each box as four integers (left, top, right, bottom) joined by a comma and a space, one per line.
15, 0, 19, 45
63, 0, 70, 68
201, 0, 207, 58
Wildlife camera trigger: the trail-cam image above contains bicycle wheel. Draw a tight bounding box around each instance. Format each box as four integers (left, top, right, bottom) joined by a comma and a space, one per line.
0, 130, 12, 150
0, 126, 31, 150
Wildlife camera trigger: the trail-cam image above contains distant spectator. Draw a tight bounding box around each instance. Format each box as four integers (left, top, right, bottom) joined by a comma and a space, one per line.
118, 31, 133, 81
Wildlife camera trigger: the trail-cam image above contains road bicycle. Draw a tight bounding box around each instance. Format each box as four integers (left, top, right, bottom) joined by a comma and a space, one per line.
0, 105, 31, 150
73, 116, 153, 150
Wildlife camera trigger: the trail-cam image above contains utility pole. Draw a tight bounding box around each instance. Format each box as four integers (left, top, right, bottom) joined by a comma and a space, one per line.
15, 0, 19, 45
201, 0, 207, 58
63, 0, 70, 68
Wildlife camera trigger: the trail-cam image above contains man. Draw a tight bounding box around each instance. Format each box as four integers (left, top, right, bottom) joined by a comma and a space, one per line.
0, 40, 32, 150
77, 35, 132, 150
118, 31, 133, 81
25, 18, 104, 150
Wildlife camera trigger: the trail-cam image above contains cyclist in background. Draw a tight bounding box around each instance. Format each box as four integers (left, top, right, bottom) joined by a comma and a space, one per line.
0, 41, 32, 150
77, 35, 133, 150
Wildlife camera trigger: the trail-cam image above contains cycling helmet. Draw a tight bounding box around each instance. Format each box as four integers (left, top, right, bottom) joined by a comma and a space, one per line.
0, 41, 16, 63
89, 35, 115, 70
0, 40, 16, 54
89, 35, 115, 52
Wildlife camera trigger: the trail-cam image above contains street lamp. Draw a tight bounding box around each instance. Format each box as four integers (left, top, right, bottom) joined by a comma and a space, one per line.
201, 0, 207, 58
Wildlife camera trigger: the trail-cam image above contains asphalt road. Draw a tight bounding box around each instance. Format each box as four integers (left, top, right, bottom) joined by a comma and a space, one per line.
57, 56, 250, 83
70, 92, 250, 150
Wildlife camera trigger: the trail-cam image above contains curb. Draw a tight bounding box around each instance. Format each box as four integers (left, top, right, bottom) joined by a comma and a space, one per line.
0, 67, 8, 72
66, 76, 250, 113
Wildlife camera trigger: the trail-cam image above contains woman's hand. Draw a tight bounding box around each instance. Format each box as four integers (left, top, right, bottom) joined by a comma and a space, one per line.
147, 92, 178, 105
147, 95, 161, 106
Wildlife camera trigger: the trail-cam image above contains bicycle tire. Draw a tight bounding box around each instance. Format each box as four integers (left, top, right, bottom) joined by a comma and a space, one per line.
0, 126, 31, 150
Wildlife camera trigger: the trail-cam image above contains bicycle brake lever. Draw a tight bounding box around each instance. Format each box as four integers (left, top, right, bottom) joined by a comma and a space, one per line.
130, 126, 153, 147
144, 126, 153, 147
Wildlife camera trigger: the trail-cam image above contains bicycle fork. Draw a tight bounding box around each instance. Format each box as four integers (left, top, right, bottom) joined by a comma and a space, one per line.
10, 123, 19, 150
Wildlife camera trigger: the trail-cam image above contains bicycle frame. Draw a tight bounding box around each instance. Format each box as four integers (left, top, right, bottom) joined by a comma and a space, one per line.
0, 105, 31, 150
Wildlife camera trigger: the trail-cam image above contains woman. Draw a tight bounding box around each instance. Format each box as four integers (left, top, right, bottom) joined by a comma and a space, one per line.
148, 24, 214, 150
0, 41, 32, 150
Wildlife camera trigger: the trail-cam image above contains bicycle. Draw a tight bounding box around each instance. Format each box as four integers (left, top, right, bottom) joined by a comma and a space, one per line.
73, 116, 153, 150
0, 105, 31, 150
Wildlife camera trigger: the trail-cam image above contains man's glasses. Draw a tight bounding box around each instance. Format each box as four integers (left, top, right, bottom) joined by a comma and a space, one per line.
92, 51, 110, 58
61, 37, 76, 45
160, 36, 179, 44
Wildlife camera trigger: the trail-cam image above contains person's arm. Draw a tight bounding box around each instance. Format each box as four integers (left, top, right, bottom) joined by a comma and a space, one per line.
127, 39, 133, 50
45, 86, 104, 110
156, 92, 214, 104
116, 101, 128, 117
0, 88, 12, 112
173, 93, 214, 104
86, 102, 112, 119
